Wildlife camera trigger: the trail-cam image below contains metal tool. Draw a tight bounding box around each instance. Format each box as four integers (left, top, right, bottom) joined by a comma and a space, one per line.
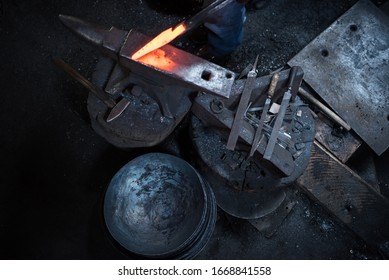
226, 55, 259, 150
263, 66, 298, 161
106, 98, 130, 122
131, 0, 234, 59
237, 63, 253, 80
248, 72, 280, 158
191, 68, 312, 177
246, 114, 293, 149
53, 58, 116, 108
298, 87, 351, 131
191, 91, 316, 218
106, 85, 143, 122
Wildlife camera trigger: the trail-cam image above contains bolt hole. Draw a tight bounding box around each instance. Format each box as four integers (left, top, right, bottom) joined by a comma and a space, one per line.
201, 70, 212, 81
349, 24, 358, 32
387, 114, 389, 121
260, 170, 266, 177
225, 72, 233, 79
321, 49, 329, 57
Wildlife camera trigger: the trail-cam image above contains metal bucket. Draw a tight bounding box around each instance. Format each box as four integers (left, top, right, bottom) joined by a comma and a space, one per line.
103, 153, 216, 259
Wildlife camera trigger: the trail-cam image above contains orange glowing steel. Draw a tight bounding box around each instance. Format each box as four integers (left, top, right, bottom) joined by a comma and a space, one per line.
136, 49, 176, 71
131, 23, 186, 60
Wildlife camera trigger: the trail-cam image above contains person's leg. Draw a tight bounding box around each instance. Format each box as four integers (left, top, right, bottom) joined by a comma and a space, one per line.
203, 1, 246, 57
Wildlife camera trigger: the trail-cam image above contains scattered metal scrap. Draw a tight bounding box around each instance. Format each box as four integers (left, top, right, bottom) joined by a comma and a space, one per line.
249, 71, 279, 158
280, 0, 389, 257
53, 58, 116, 108
191, 67, 316, 219
263, 67, 298, 161
314, 111, 362, 163
298, 87, 351, 132
227, 55, 259, 151
288, 0, 389, 155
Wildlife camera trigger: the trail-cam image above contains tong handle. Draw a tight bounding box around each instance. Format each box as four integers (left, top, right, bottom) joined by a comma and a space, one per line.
287, 66, 298, 89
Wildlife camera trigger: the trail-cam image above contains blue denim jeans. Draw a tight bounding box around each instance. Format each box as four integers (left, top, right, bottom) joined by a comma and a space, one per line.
204, 1, 246, 57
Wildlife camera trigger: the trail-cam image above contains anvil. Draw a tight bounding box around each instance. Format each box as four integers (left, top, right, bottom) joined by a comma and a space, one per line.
58, 15, 236, 148
59, 15, 235, 99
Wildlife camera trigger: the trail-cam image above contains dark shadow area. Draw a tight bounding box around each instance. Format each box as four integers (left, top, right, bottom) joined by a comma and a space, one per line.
143, 0, 203, 15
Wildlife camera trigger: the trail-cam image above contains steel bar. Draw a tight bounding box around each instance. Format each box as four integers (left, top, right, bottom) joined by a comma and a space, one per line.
185, 0, 235, 32
192, 95, 299, 177
263, 67, 298, 160
249, 72, 280, 158
298, 87, 351, 131
53, 58, 116, 108
131, 0, 234, 59
263, 91, 292, 160
59, 15, 235, 99
226, 56, 258, 150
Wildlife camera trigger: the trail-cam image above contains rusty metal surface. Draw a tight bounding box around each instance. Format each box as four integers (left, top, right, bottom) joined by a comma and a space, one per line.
226, 57, 258, 150
288, 0, 389, 155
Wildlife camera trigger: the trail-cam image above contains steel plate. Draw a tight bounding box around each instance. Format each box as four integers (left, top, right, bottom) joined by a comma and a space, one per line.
288, 0, 389, 155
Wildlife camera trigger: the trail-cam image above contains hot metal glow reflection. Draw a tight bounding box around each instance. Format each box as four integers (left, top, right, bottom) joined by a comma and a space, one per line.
131, 23, 186, 60
136, 49, 176, 71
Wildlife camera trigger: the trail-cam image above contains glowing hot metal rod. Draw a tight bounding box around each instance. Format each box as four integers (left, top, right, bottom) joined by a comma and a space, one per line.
131, 0, 235, 60
58, 14, 235, 99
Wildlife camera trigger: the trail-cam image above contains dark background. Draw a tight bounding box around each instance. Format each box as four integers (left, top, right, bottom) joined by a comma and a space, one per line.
1, 0, 388, 259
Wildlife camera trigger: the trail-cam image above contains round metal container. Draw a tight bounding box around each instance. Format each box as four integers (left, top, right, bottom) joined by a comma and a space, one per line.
103, 153, 216, 259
